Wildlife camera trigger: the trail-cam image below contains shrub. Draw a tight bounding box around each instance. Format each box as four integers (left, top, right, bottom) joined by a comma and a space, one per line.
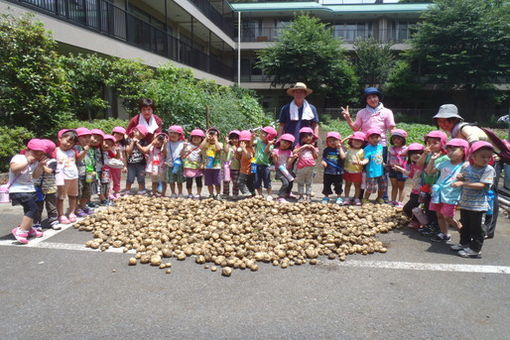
0, 126, 35, 172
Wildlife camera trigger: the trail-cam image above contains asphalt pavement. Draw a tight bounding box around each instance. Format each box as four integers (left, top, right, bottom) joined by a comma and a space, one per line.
1, 182, 509, 339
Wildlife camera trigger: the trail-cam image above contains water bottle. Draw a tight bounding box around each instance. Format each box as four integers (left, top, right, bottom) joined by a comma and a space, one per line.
172, 158, 182, 174
250, 158, 257, 174
206, 156, 215, 169
223, 162, 231, 182
487, 190, 495, 215
100, 167, 111, 184
278, 164, 294, 182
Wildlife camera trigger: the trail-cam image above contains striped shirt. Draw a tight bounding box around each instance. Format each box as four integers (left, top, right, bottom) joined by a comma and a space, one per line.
459, 165, 495, 211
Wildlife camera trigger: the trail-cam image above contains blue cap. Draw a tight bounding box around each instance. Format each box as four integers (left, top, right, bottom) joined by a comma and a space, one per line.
363, 87, 383, 100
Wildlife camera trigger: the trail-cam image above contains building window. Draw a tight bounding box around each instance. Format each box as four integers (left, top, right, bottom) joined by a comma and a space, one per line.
332, 22, 373, 42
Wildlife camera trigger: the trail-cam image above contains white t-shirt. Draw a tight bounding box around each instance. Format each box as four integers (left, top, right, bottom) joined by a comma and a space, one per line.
8, 154, 38, 193
166, 141, 184, 167
56, 148, 79, 180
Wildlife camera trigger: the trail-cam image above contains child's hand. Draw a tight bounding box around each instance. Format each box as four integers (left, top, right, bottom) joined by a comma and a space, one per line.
430, 152, 441, 160
122, 167, 127, 173
240, 141, 246, 148
423, 146, 432, 154
132, 138, 139, 143
456, 173, 465, 181
321, 160, 327, 168
451, 181, 463, 188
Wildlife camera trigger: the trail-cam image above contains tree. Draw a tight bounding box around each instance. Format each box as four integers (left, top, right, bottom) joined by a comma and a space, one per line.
353, 37, 395, 86
256, 15, 358, 103
0, 13, 71, 135
409, 0, 510, 117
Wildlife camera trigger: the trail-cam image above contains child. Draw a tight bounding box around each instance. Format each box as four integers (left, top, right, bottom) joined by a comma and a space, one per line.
33, 139, 59, 230
147, 132, 168, 197
362, 128, 386, 204
451, 141, 496, 258
425, 138, 469, 242
9, 139, 47, 244
111, 126, 127, 198
181, 129, 205, 199
291, 127, 319, 202
88, 129, 105, 207
222, 130, 241, 199
202, 128, 223, 199
125, 124, 149, 195
166, 125, 185, 198
416, 130, 449, 234
392, 143, 424, 227
237, 130, 256, 197
254, 126, 277, 200
75, 127, 94, 216
321, 132, 345, 204
101, 134, 122, 204
55, 129, 80, 224
387, 129, 408, 207
343, 131, 366, 206
272, 133, 295, 203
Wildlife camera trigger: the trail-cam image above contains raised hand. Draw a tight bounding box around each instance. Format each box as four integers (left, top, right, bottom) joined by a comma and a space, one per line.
340, 106, 350, 121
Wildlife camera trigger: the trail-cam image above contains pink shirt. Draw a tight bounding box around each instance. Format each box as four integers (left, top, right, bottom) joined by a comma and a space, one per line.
272, 148, 292, 168
388, 145, 408, 167
295, 144, 318, 169
354, 106, 395, 146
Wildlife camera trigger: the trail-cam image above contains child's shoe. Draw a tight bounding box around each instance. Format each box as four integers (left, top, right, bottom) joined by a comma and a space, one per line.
431, 232, 451, 242
407, 221, 421, 229
361, 198, 370, 205
277, 197, 288, 203
33, 223, 43, 231
50, 220, 62, 230
187, 194, 193, 199
138, 190, 147, 195
28, 227, 43, 238
266, 195, 274, 201
450, 243, 468, 251
75, 209, 88, 218
68, 213, 78, 223
395, 202, 404, 208
354, 198, 362, 206
376, 198, 385, 204
458, 248, 481, 258
59, 216, 71, 225
193, 194, 201, 200
11, 227, 29, 244
321, 197, 330, 204
287, 193, 297, 199
335, 197, 344, 205
82, 206, 94, 215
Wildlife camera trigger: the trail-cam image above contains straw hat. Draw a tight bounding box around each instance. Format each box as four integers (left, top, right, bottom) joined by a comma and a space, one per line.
286, 82, 313, 96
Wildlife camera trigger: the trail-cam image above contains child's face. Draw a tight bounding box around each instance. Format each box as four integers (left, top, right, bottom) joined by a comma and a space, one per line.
326, 137, 338, 148
280, 140, 291, 150
426, 137, 442, 153
168, 132, 180, 142
472, 148, 493, 167
78, 135, 91, 147
30, 150, 45, 161
59, 134, 76, 151
90, 134, 103, 147
103, 140, 114, 151
229, 136, 239, 145
368, 134, 380, 145
351, 139, 363, 149
301, 133, 313, 145
133, 129, 143, 140
191, 136, 203, 145
392, 136, 404, 147
153, 137, 164, 148
260, 131, 269, 142
446, 146, 465, 162
113, 132, 124, 142
410, 152, 422, 163
207, 131, 218, 143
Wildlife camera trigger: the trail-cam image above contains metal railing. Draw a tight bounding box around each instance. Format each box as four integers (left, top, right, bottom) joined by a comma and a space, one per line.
188, 0, 234, 38
8, 0, 235, 80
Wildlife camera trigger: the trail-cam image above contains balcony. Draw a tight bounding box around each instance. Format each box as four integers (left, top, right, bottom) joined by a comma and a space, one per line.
7, 0, 235, 80
188, 0, 234, 38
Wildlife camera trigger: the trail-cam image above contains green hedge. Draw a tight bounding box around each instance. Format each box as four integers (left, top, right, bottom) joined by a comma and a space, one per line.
0, 126, 35, 172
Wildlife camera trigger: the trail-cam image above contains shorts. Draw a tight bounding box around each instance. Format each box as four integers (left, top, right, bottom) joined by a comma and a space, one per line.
184, 168, 203, 178
204, 169, 222, 186
429, 202, 456, 218
365, 176, 387, 193
167, 166, 185, 184
57, 178, 78, 198
343, 172, 362, 184
254, 164, 271, 189
388, 169, 406, 182
10, 192, 38, 219
127, 163, 146, 184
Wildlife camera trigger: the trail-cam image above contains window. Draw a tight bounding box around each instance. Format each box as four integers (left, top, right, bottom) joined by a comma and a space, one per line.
332, 22, 372, 42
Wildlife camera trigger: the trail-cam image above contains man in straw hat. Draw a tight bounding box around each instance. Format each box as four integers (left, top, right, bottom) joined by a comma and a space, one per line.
278, 82, 319, 144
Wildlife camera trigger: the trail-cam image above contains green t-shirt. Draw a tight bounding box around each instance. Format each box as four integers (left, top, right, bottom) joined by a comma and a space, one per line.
223, 144, 240, 170
421, 154, 449, 186
254, 138, 273, 166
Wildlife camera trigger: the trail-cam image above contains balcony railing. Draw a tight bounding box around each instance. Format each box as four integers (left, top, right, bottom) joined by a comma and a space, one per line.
7, 0, 235, 80
188, 0, 234, 38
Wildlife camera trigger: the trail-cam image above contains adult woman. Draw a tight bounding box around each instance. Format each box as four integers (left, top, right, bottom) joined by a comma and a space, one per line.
433, 103, 501, 239
126, 98, 163, 143
278, 82, 319, 143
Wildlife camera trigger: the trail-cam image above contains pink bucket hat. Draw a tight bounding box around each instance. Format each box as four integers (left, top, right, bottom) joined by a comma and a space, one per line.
424, 130, 448, 147
103, 134, 116, 143
206, 127, 221, 136
190, 129, 205, 138
112, 126, 126, 135
446, 138, 470, 150
239, 130, 252, 142
90, 129, 105, 138
407, 143, 425, 152
298, 127, 318, 141
134, 124, 148, 137
167, 125, 185, 140
76, 127, 91, 137
41, 139, 56, 155
326, 131, 342, 140
277, 133, 296, 144
261, 126, 278, 141
349, 131, 366, 142
228, 130, 241, 138
27, 139, 47, 152
366, 128, 382, 137
391, 129, 408, 139
470, 141, 494, 154
57, 129, 74, 138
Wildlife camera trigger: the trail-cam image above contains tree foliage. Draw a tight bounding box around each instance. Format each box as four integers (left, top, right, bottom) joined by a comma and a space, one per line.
256, 15, 358, 103
353, 37, 395, 86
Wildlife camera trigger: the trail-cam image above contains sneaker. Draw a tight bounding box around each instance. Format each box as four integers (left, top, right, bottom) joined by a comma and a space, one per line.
208, 194, 215, 199
59, 216, 71, 225
82, 207, 94, 215
277, 197, 288, 203
354, 198, 361, 206
187, 194, 194, 199
407, 221, 421, 229
321, 197, 331, 204
395, 202, 404, 208
431, 232, 451, 242
458, 248, 481, 258
88, 202, 99, 208
450, 243, 468, 251
28, 227, 43, 238
266, 195, 274, 201
108, 193, 116, 200
342, 198, 351, 205
50, 220, 61, 230
170, 194, 177, 199
11, 227, 29, 244
75, 209, 87, 218
335, 197, 344, 205
287, 193, 297, 199
193, 194, 201, 200
138, 190, 147, 195
362, 198, 370, 204
376, 198, 385, 204
68, 213, 77, 223
33, 223, 43, 231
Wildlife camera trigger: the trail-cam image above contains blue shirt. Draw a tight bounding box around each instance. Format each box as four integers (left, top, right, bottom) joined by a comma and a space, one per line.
459, 165, 495, 211
434, 160, 463, 205
279, 102, 319, 144
364, 144, 384, 178
322, 147, 344, 175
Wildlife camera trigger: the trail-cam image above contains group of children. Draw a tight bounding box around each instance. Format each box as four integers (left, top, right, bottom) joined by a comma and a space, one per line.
8, 123, 496, 258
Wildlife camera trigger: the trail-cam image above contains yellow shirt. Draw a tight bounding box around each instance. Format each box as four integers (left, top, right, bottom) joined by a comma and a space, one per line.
344, 148, 364, 173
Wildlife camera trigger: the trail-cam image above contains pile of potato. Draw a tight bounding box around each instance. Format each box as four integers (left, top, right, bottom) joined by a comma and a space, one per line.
74, 196, 407, 276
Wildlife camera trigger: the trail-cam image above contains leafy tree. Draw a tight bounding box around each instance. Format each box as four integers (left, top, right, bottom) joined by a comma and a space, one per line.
256, 15, 358, 103
353, 37, 395, 86
0, 13, 71, 135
